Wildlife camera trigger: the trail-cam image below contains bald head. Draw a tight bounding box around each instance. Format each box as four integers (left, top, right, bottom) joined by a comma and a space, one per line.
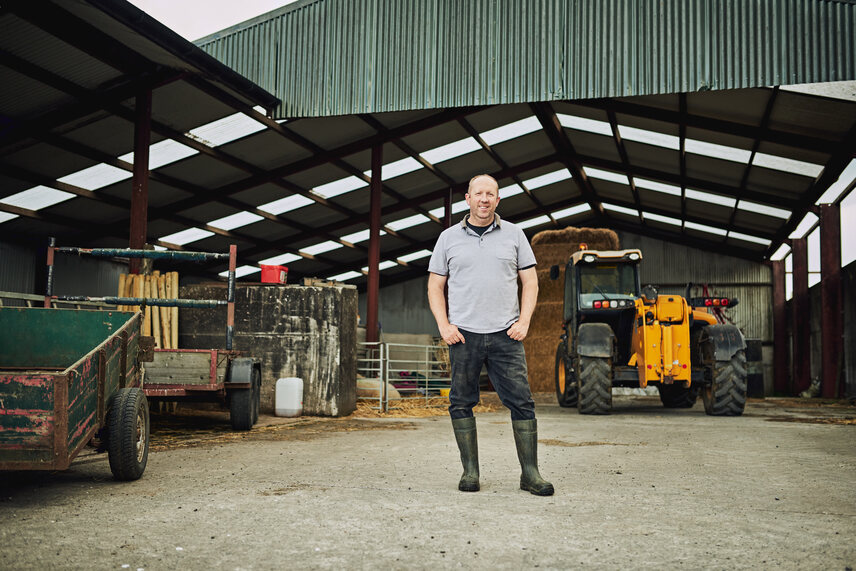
468, 174, 499, 194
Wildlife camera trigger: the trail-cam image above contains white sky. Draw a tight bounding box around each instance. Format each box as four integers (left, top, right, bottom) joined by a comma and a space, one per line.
128, 0, 299, 41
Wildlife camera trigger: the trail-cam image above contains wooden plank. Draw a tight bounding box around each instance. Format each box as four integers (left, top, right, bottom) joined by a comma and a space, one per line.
143, 351, 226, 384
170, 271, 179, 350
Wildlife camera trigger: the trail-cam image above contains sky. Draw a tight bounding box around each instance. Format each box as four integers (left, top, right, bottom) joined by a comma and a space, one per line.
128, 0, 299, 41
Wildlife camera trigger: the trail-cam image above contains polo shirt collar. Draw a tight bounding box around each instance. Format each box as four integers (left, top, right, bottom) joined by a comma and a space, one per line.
460, 213, 502, 231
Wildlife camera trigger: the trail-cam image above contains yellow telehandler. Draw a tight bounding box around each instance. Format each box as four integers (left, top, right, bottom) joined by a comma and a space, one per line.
551, 247, 746, 415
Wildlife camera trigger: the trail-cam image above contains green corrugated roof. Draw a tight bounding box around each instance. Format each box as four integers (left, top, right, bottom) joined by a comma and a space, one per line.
198, 0, 856, 119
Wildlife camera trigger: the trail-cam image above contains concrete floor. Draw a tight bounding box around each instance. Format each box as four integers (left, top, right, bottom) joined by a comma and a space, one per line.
1, 396, 854, 570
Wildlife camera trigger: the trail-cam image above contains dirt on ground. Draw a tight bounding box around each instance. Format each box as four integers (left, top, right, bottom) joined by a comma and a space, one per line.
1, 394, 854, 570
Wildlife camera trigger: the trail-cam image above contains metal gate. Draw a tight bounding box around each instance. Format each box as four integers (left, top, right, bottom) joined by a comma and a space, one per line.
357, 341, 450, 412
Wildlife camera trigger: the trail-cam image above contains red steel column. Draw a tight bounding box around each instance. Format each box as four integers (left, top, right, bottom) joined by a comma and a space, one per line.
820, 204, 843, 398
128, 90, 152, 274
771, 259, 789, 394
366, 145, 382, 343
791, 237, 810, 395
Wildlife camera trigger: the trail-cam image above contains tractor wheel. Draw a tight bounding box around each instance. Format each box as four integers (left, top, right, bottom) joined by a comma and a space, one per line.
555, 342, 578, 407
657, 383, 699, 408
106, 388, 150, 481
576, 356, 612, 415
702, 350, 747, 416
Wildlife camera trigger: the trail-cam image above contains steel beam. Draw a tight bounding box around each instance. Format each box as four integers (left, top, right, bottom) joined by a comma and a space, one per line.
128, 90, 152, 274
791, 238, 811, 395
819, 204, 843, 398
771, 259, 789, 394
366, 146, 382, 343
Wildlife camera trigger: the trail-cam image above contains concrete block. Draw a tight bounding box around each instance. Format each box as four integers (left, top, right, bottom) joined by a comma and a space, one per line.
179, 283, 357, 417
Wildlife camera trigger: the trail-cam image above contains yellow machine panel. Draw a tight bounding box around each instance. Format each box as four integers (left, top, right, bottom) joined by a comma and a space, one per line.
631, 297, 692, 387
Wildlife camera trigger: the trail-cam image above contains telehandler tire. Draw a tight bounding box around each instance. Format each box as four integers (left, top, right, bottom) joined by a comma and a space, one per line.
702, 349, 747, 416
577, 356, 612, 415
657, 383, 699, 408
555, 342, 578, 407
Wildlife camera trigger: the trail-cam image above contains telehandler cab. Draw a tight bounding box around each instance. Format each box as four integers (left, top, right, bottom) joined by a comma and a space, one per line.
551, 247, 747, 416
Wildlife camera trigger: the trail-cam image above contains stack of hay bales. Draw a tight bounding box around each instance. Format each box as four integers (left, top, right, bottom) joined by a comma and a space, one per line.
525, 227, 620, 392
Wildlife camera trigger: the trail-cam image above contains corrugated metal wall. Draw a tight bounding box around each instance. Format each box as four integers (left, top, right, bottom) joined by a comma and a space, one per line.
197, 0, 856, 118
615, 230, 772, 342
0, 239, 126, 299
0, 241, 37, 295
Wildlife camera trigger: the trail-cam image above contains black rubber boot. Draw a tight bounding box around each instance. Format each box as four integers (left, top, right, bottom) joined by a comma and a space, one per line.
512, 419, 554, 496
451, 417, 480, 492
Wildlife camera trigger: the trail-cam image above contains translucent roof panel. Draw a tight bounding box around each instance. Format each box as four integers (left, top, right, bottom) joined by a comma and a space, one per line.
259, 194, 314, 215
737, 199, 791, 219
259, 252, 302, 265
523, 169, 572, 190
160, 227, 214, 245
481, 116, 542, 146
329, 270, 362, 282
387, 213, 430, 231
770, 243, 791, 261
0, 212, 18, 224
420, 137, 481, 164
119, 139, 198, 170
728, 231, 771, 245
312, 176, 366, 199
516, 215, 551, 229
789, 212, 819, 239
57, 163, 131, 191
219, 265, 260, 278
398, 249, 432, 262
644, 212, 682, 226
300, 240, 343, 256
557, 113, 613, 136
817, 159, 856, 204
584, 167, 629, 186
753, 153, 823, 177
187, 112, 266, 147
685, 220, 727, 236
208, 211, 264, 231
340, 228, 387, 244
362, 260, 397, 272
552, 204, 590, 219
603, 203, 639, 217
619, 125, 680, 150
0, 186, 75, 210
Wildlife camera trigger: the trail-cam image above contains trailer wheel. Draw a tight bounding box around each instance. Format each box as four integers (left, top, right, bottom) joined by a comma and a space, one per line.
230, 389, 254, 431
555, 342, 578, 407
702, 350, 747, 416
106, 388, 149, 481
657, 383, 699, 408
577, 356, 612, 415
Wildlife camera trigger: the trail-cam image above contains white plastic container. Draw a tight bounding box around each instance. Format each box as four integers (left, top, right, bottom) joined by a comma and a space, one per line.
275, 377, 304, 417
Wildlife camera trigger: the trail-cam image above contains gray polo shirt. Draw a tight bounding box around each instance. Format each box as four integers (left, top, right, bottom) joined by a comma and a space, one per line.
428, 213, 537, 334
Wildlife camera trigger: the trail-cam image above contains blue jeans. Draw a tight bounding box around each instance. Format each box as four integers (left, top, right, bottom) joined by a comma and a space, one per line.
448, 328, 536, 421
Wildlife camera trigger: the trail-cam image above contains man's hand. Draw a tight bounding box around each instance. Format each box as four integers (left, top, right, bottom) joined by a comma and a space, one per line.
440, 323, 465, 345
506, 320, 529, 341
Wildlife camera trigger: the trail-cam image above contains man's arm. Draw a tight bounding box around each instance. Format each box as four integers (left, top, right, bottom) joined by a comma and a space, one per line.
428, 272, 465, 344
507, 266, 538, 341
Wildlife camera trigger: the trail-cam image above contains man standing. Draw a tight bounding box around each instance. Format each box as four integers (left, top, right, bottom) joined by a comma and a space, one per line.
427, 174, 554, 496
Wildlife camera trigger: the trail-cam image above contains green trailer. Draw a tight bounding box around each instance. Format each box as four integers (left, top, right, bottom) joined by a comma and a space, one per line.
0, 308, 153, 480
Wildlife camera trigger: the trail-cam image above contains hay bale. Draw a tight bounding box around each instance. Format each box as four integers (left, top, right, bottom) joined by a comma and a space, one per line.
524, 226, 621, 395
531, 226, 620, 248
524, 333, 562, 392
